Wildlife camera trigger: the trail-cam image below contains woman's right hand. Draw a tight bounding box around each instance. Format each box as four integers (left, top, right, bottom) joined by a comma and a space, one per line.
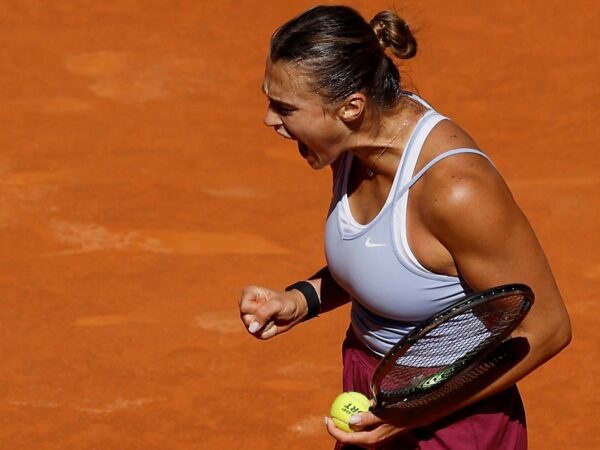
239, 285, 308, 339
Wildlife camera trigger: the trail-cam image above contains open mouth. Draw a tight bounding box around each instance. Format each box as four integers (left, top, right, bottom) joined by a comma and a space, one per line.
298, 141, 309, 158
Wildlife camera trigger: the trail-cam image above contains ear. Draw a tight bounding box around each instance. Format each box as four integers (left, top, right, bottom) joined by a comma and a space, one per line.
336, 93, 366, 123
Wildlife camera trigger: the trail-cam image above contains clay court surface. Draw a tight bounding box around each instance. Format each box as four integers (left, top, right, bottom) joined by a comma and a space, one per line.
0, 1, 598, 448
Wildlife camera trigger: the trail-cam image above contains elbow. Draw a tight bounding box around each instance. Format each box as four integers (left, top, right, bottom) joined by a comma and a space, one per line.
543, 314, 572, 360
556, 317, 572, 351
522, 311, 572, 365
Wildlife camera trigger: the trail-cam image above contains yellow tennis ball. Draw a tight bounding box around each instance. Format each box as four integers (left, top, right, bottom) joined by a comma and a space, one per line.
329, 391, 371, 432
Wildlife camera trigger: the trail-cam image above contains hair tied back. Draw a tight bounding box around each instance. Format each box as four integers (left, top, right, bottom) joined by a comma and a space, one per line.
370, 10, 417, 59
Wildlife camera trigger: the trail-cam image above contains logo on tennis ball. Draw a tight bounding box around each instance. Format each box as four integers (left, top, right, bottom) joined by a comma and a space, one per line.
329, 392, 371, 432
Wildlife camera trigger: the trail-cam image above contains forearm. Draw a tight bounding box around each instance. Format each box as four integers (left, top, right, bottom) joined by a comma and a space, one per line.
451, 309, 570, 410
439, 270, 572, 424
383, 303, 571, 430
289, 266, 351, 318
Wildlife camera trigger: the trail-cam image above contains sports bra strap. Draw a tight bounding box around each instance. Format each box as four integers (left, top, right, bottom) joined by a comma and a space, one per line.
396, 148, 491, 198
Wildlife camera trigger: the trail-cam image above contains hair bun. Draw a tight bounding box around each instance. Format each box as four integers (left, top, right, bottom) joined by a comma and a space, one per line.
370, 11, 417, 59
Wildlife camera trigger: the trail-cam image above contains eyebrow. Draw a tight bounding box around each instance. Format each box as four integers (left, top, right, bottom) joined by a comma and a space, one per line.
269, 98, 297, 110
266, 97, 298, 111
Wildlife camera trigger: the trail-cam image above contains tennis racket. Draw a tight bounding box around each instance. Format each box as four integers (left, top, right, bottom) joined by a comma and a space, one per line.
370, 283, 534, 411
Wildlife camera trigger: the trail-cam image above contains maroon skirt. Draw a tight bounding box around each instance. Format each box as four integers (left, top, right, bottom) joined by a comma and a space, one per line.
335, 328, 527, 450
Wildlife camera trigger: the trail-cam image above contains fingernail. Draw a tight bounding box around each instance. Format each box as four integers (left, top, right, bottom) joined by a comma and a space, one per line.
349, 414, 361, 425
248, 321, 260, 333
323, 416, 328, 426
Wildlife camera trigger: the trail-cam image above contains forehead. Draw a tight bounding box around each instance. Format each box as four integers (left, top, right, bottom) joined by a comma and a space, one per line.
262, 60, 315, 103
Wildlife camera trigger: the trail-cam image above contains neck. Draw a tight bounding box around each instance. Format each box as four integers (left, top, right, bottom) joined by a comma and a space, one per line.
349, 113, 412, 179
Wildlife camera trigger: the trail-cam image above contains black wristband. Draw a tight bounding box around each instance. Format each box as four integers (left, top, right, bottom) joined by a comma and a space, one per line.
285, 281, 321, 321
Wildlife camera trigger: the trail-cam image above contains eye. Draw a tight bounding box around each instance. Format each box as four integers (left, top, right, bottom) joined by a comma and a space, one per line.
270, 101, 295, 116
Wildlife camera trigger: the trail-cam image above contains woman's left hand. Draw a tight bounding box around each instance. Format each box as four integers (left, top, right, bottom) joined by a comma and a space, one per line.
325, 410, 408, 449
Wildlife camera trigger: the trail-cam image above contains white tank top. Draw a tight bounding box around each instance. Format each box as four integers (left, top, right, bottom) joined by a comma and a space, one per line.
324, 95, 491, 356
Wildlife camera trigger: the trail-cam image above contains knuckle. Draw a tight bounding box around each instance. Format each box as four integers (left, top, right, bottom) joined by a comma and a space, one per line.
255, 306, 273, 322
241, 285, 257, 297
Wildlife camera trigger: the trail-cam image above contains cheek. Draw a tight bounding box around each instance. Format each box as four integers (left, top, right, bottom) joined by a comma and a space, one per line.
283, 113, 340, 147
308, 125, 342, 151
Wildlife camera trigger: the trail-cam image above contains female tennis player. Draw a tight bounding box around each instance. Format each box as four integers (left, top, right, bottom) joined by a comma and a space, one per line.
238, 5, 571, 449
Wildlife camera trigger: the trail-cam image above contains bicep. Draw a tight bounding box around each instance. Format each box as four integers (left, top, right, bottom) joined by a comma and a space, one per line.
444, 189, 548, 291
426, 160, 552, 289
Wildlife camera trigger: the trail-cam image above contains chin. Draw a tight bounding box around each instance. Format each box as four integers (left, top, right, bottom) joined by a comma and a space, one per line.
306, 157, 328, 170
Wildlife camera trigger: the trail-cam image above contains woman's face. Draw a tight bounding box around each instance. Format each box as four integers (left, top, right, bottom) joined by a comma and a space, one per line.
262, 60, 348, 169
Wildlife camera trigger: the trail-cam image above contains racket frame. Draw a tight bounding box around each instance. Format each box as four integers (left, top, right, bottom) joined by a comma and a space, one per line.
370, 283, 534, 411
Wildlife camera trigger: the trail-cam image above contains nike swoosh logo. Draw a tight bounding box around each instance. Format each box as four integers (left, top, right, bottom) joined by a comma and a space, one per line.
365, 237, 386, 248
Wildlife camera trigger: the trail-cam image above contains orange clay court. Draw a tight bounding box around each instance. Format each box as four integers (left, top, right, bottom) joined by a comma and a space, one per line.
0, 1, 597, 449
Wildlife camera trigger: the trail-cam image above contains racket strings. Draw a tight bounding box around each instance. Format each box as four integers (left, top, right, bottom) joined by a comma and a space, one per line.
383, 352, 508, 409
378, 293, 529, 404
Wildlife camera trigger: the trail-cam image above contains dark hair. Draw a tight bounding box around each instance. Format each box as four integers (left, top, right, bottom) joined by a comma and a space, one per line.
269, 5, 417, 114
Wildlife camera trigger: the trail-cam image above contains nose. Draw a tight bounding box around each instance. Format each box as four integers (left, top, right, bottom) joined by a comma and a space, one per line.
263, 106, 282, 128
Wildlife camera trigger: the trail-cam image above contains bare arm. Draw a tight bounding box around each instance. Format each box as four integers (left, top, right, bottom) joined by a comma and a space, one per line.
422, 154, 571, 399
327, 153, 571, 447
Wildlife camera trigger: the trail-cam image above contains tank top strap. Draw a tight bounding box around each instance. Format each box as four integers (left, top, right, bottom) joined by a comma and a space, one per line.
393, 111, 448, 201
396, 148, 492, 199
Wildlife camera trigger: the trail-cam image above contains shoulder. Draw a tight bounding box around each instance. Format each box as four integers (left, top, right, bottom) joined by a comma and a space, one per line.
415, 120, 521, 247
419, 153, 514, 222
418, 118, 502, 199
417, 117, 504, 201
422, 117, 479, 156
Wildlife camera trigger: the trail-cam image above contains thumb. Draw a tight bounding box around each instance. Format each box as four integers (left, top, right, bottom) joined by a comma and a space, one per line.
247, 298, 283, 334
348, 411, 382, 431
